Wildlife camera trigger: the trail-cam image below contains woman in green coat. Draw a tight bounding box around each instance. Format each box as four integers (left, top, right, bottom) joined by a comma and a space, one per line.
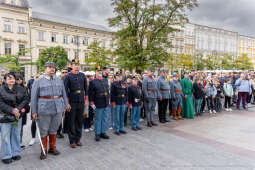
180, 72, 194, 119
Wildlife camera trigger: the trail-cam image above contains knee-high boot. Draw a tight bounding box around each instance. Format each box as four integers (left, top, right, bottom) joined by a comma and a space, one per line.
40, 136, 48, 160
48, 134, 60, 155
177, 108, 183, 119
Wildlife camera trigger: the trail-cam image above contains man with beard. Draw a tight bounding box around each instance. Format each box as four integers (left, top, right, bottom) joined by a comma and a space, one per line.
88, 66, 110, 141
64, 58, 88, 148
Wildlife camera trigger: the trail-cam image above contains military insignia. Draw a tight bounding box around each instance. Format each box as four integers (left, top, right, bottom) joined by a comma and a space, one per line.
76, 90, 81, 94
104, 92, 107, 96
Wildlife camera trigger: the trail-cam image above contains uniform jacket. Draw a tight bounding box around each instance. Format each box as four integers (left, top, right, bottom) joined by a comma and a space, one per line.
128, 85, 142, 106
88, 78, 110, 109
31, 75, 68, 116
157, 76, 171, 99
64, 72, 87, 103
0, 84, 29, 118
142, 76, 160, 99
170, 80, 183, 98
180, 77, 193, 96
111, 81, 128, 105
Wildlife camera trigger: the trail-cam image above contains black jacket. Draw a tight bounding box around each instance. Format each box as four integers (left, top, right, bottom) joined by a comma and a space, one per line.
111, 81, 128, 105
128, 85, 142, 106
88, 78, 110, 108
0, 84, 29, 118
193, 83, 204, 99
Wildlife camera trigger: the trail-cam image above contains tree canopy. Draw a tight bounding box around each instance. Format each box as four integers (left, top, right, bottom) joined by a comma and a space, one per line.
108, 0, 198, 71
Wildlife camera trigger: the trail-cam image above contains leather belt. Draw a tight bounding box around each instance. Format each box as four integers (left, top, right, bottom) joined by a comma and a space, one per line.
148, 89, 156, 92
175, 90, 183, 94
160, 89, 170, 91
71, 90, 83, 94
40, 96, 62, 99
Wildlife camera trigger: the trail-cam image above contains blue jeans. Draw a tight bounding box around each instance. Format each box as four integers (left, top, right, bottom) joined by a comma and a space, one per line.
107, 106, 114, 129
131, 106, 141, 128
94, 107, 108, 135
1, 118, 22, 160
114, 104, 126, 132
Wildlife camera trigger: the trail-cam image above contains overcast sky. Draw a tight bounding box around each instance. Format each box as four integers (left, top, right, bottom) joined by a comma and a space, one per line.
30, 0, 254, 37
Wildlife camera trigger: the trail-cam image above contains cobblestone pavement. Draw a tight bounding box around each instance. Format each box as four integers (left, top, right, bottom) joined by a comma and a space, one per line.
0, 106, 255, 170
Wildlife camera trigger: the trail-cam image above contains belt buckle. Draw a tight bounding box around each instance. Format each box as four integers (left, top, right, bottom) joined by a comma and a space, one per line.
53, 96, 58, 99
77, 90, 81, 94
122, 94, 125, 98
104, 92, 107, 96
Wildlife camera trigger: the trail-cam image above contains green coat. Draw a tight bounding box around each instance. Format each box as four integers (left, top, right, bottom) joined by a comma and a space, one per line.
180, 77, 194, 119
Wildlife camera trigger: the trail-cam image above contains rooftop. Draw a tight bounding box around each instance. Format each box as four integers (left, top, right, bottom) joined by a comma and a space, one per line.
32, 11, 112, 33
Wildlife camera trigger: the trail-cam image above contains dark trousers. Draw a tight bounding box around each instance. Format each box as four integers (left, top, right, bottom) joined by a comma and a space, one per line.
168, 99, 172, 116
68, 103, 84, 144
63, 112, 70, 134
200, 97, 206, 112
31, 119, 36, 138
224, 96, 231, 109
158, 99, 168, 121
83, 106, 94, 129
206, 96, 216, 111
237, 92, 249, 108
57, 122, 62, 134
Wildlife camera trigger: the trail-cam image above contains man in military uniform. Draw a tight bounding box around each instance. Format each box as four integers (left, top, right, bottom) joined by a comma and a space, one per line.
170, 73, 184, 120
64, 58, 88, 148
111, 72, 128, 135
142, 68, 160, 127
31, 62, 68, 160
128, 76, 143, 131
88, 67, 110, 141
157, 69, 171, 123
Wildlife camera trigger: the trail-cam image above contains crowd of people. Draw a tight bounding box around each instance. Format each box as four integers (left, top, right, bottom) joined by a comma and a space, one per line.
0, 58, 254, 164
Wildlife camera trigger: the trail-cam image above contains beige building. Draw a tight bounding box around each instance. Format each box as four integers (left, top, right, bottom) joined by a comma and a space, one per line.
0, 0, 114, 81
238, 35, 255, 69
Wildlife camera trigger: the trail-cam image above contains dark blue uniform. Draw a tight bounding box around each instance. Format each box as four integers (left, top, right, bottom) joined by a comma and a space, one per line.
64, 72, 87, 145
111, 81, 128, 133
88, 78, 110, 136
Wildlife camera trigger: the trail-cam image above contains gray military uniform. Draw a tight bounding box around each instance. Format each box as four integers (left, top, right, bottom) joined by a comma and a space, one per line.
157, 76, 171, 99
31, 75, 68, 137
170, 80, 183, 110
142, 76, 160, 122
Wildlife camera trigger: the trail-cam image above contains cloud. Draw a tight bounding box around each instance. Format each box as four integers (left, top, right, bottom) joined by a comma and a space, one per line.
188, 0, 255, 37
29, 0, 113, 28
29, 0, 255, 37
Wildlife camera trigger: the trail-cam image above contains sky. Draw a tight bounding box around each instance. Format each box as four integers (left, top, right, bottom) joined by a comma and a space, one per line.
30, 0, 255, 37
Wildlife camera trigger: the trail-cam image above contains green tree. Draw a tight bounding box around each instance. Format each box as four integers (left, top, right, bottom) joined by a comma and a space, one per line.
0, 49, 32, 72
109, 0, 198, 71
234, 54, 253, 70
176, 53, 194, 70
36, 46, 69, 72
203, 55, 216, 70
220, 54, 234, 70
85, 41, 112, 68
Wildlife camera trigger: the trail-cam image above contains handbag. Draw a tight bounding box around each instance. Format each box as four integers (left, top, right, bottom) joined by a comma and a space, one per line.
0, 113, 16, 123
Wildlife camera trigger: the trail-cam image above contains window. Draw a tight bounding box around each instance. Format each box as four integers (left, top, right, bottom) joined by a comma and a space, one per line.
75, 51, 79, 58
51, 33, 57, 42
19, 44, 25, 56
4, 22, 12, 32
83, 38, 88, 46
38, 32, 44, 41
85, 52, 88, 61
18, 24, 26, 33
63, 35, 68, 44
72, 37, 79, 44
11, 0, 16, 5
5, 43, 11, 55
102, 40, 106, 47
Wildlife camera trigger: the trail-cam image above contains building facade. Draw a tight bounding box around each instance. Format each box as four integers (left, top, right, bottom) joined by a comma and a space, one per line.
0, 0, 114, 81
238, 35, 255, 69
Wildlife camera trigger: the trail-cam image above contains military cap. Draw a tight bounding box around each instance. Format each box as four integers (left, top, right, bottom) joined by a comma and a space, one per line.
96, 65, 102, 71
147, 68, 154, 72
71, 57, 80, 64
44, 62, 56, 68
